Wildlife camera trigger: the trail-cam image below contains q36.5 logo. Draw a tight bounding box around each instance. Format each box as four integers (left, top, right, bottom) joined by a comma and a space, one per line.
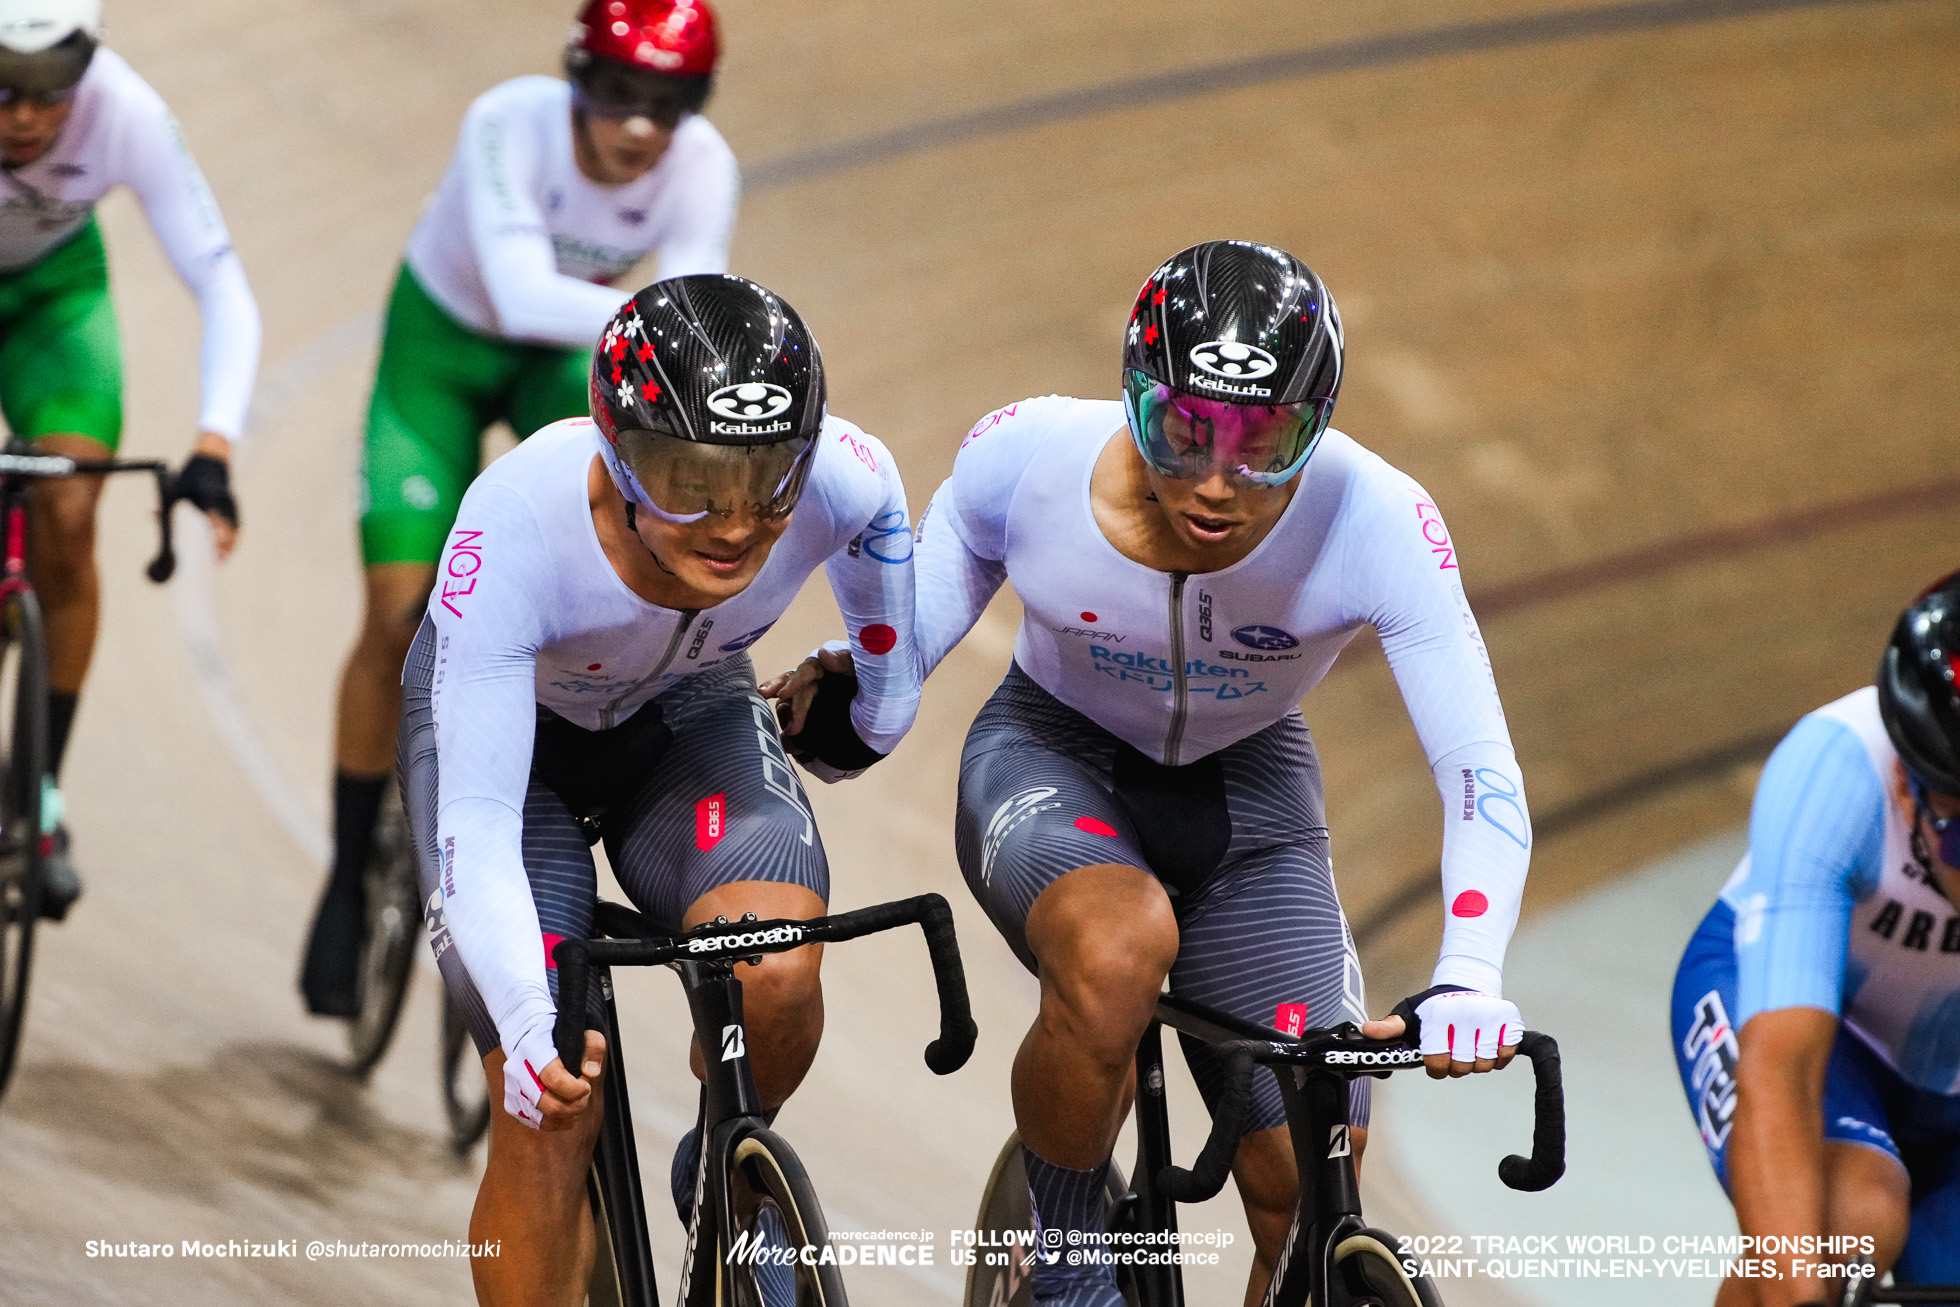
1232, 624, 1299, 651
705, 382, 793, 423
1189, 340, 1277, 381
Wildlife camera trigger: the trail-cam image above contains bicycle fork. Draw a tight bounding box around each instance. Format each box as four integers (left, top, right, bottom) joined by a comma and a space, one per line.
1126, 1021, 1186, 1307
1263, 1068, 1364, 1307
675, 959, 765, 1307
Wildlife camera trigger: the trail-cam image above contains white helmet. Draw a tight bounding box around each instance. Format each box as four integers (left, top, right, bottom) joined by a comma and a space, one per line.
0, 0, 99, 54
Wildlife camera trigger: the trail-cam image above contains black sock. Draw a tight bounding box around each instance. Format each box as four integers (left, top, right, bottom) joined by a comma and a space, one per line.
47, 690, 78, 780
331, 771, 390, 897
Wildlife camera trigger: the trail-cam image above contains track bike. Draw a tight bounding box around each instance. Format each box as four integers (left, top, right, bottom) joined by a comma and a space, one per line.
1842, 1272, 1960, 1304
549, 891, 978, 1306
439, 982, 491, 1152
344, 788, 421, 1075
965, 993, 1565, 1307
0, 446, 176, 1103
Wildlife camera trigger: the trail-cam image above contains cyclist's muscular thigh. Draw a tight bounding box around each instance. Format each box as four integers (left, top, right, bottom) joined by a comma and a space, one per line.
335, 562, 437, 775
1017, 862, 1178, 1165
683, 879, 827, 1109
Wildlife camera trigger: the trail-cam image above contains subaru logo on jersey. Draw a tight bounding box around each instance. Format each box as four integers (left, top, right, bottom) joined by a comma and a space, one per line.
719, 622, 775, 653
706, 382, 793, 423
1231, 624, 1299, 651
1189, 340, 1278, 381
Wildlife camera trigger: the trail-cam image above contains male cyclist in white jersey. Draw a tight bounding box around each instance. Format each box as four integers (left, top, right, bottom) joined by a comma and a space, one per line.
781, 240, 1531, 1305
0, 0, 259, 919
302, 0, 739, 1016
406, 274, 917, 1303
1672, 572, 1960, 1305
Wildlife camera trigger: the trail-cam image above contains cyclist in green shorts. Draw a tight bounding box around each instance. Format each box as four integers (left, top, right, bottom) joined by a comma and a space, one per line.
0, 0, 260, 920
299, 0, 738, 1016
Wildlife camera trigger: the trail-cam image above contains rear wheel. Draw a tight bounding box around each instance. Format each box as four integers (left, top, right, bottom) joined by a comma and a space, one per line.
347, 792, 418, 1074
963, 1131, 1134, 1307
723, 1126, 847, 1306
1327, 1228, 1443, 1307
439, 989, 490, 1153
0, 589, 49, 1105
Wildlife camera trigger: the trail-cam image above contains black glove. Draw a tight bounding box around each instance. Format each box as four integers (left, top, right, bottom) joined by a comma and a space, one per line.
172, 452, 238, 528
781, 668, 885, 777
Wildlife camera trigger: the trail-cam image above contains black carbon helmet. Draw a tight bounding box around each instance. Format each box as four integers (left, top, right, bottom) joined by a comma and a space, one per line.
1123, 240, 1342, 409
591, 273, 824, 447
1878, 569, 1960, 794
592, 275, 825, 523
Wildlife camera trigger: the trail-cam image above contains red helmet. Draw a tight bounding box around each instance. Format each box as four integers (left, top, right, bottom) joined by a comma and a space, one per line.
569, 0, 717, 78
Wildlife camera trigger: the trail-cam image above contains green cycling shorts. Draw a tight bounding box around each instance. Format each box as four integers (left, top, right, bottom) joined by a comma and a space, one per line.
360, 264, 592, 566
0, 216, 123, 452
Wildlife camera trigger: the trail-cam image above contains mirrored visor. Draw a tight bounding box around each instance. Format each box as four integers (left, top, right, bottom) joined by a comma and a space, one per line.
1122, 370, 1331, 486
616, 429, 816, 524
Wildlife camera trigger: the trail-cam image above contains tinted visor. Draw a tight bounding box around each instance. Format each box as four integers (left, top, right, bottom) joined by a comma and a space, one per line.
1122, 370, 1331, 486
617, 429, 815, 524
568, 57, 706, 127
0, 32, 95, 98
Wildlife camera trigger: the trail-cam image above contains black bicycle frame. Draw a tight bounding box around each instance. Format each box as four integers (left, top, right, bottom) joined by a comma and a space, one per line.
1265, 1060, 1366, 1306
553, 894, 977, 1307
1120, 995, 1564, 1307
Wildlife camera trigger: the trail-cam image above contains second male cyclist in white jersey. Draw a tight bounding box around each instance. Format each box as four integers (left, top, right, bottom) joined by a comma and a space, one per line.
303, 0, 739, 1016
784, 240, 1532, 1305
407, 275, 918, 1303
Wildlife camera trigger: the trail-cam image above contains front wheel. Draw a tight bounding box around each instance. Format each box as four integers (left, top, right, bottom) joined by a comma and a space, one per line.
346, 793, 419, 1074
0, 588, 49, 1105
1326, 1228, 1443, 1307
722, 1127, 847, 1307
439, 988, 490, 1153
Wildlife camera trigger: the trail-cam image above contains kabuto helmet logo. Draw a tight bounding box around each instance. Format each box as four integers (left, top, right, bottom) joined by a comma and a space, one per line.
706, 382, 793, 423
1123, 240, 1343, 410
1189, 340, 1277, 381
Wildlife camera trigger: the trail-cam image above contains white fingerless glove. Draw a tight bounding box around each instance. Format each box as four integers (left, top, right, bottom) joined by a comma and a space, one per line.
502, 1023, 564, 1129
1398, 985, 1523, 1062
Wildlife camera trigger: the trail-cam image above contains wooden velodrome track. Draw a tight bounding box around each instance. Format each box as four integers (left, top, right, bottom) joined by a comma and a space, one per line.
0, 0, 1953, 1301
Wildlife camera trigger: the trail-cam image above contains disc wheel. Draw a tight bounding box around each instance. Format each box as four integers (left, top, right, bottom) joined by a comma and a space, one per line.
963, 1130, 1133, 1307
1328, 1228, 1443, 1307
346, 793, 419, 1074
723, 1127, 846, 1307
0, 589, 49, 1105
439, 988, 490, 1153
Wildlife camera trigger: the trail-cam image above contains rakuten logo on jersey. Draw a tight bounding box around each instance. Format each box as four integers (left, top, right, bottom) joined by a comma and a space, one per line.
686, 923, 806, 954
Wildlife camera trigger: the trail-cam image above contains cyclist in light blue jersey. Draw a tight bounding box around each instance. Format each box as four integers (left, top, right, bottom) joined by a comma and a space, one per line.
1672, 571, 1960, 1306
